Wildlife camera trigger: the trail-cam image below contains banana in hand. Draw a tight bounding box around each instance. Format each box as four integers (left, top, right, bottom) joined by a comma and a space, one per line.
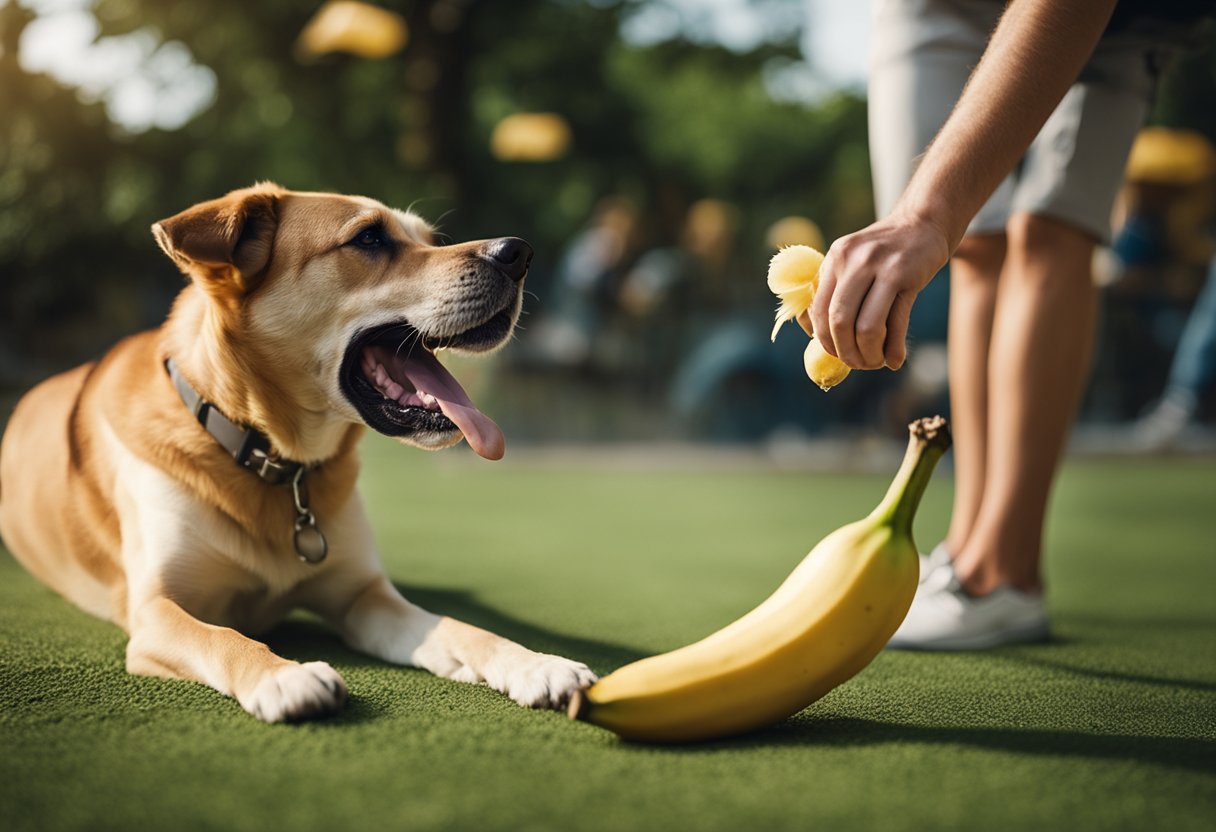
768, 244, 852, 391
568, 416, 952, 743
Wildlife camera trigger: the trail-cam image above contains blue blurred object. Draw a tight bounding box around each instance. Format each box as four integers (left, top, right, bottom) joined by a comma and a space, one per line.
1167, 259, 1216, 397
1111, 213, 1170, 267
669, 264, 953, 441
907, 264, 950, 343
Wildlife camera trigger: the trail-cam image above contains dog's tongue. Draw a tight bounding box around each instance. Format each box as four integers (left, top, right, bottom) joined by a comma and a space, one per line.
400, 352, 505, 460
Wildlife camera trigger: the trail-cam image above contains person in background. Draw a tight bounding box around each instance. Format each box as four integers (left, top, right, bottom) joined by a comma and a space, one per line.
798, 0, 1211, 649
1112, 128, 1216, 448
526, 196, 640, 368
1132, 258, 1216, 447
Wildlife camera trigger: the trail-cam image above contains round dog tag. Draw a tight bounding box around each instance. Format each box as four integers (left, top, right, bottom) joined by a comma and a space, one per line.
294, 520, 328, 564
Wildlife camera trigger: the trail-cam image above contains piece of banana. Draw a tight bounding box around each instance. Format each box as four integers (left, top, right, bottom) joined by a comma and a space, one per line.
767, 244, 851, 391
804, 339, 851, 392
569, 417, 952, 743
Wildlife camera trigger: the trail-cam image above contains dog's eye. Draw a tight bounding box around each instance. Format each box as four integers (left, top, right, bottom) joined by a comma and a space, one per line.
349, 226, 386, 250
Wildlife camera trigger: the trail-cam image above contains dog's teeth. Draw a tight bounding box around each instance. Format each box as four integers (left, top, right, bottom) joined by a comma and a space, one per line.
367, 360, 429, 408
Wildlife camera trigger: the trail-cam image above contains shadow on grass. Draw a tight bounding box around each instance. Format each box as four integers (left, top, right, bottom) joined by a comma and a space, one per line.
253, 586, 1216, 764
838, 716, 1216, 773
258, 582, 648, 728
261, 582, 646, 672
998, 651, 1216, 694
990, 615, 1216, 693
396, 582, 649, 669
659, 716, 1216, 773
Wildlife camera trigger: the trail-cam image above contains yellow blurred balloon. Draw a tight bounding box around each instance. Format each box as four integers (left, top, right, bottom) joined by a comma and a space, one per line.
490, 113, 572, 162
1125, 127, 1216, 186
297, 1, 409, 60
766, 215, 826, 252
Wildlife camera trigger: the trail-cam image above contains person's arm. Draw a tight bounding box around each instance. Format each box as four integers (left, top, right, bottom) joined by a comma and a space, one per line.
809, 0, 1118, 371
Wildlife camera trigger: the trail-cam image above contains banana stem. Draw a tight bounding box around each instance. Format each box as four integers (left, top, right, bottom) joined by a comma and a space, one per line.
870, 416, 952, 533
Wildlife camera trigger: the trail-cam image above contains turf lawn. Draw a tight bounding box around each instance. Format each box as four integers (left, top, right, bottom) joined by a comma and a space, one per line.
2, 435, 1214, 832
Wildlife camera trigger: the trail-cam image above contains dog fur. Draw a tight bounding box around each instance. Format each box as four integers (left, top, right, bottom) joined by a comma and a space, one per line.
0, 183, 595, 722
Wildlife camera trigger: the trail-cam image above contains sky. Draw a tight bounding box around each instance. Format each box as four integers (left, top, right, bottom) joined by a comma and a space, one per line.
12, 0, 216, 131
803, 0, 871, 88
621, 0, 870, 89
8, 0, 871, 133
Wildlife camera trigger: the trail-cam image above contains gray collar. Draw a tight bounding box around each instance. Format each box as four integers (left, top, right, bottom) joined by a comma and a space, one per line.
164, 357, 329, 563
164, 357, 306, 486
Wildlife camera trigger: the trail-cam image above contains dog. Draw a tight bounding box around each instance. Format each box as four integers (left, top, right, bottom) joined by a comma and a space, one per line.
0, 183, 595, 722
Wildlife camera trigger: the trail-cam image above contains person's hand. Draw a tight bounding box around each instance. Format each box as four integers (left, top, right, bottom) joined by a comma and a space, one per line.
809, 212, 950, 371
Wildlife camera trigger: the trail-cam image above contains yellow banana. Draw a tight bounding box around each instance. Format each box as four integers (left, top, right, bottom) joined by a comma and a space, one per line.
768, 243, 852, 391
568, 416, 951, 743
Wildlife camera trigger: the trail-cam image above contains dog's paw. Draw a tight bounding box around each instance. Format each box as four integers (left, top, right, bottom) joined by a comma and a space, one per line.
243, 661, 348, 723
492, 653, 598, 710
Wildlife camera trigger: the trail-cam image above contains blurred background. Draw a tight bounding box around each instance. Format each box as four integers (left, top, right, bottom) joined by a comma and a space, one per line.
1, 0, 1214, 451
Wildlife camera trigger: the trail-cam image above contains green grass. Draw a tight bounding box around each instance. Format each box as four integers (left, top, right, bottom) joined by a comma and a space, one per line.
2, 436, 1214, 831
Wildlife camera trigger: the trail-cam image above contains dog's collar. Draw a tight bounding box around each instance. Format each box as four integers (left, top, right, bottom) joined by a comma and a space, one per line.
164, 357, 329, 564
164, 357, 306, 486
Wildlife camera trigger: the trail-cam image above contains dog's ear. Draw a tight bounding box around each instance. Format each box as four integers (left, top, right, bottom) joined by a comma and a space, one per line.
152, 184, 283, 294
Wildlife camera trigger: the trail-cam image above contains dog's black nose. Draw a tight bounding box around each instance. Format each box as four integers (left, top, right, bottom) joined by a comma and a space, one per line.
484, 237, 533, 282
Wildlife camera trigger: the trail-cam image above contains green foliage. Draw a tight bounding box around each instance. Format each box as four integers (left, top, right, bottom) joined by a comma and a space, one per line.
0, 0, 872, 376
9, 0, 1206, 387
1150, 23, 1216, 142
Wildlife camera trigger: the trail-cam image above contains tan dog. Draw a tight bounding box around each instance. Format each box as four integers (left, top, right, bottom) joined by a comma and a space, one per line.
0, 183, 595, 722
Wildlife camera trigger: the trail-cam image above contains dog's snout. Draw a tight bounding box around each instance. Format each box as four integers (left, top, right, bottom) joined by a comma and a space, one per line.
483, 237, 533, 282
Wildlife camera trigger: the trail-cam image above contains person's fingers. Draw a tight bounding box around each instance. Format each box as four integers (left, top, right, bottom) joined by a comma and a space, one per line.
854, 281, 898, 370
827, 271, 875, 369
796, 309, 814, 339
811, 260, 837, 357
883, 291, 916, 370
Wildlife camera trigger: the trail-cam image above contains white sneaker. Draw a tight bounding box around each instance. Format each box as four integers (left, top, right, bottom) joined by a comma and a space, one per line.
887, 574, 1050, 650
918, 543, 951, 583
1132, 390, 1195, 451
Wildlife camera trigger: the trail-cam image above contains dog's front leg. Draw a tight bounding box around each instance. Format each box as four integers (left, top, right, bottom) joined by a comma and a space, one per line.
126, 596, 348, 722
336, 577, 595, 708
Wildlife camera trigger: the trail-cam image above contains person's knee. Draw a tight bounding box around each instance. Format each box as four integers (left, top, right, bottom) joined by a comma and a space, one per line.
1007, 213, 1096, 263
953, 233, 1007, 281
1004, 213, 1098, 292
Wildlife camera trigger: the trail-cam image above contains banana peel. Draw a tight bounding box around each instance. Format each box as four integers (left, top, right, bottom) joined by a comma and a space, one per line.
767, 244, 851, 391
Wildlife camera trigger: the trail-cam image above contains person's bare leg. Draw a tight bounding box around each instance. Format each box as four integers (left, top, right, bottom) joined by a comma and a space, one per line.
953, 212, 1098, 595
942, 233, 1006, 558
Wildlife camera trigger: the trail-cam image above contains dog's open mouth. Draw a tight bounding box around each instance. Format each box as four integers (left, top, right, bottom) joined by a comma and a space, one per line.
340, 314, 513, 460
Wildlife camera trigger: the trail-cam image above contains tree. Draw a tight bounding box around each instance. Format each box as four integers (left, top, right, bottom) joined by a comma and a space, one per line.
0, 0, 870, 381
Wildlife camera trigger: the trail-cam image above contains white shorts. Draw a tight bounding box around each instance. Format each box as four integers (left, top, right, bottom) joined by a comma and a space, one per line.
868, 0, 1178, 243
